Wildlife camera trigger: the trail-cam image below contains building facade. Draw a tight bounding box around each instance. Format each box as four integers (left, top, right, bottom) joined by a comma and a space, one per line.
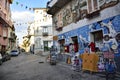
32, 8, 53, 54
0, 0, 15, 54
47, 0, 120, 72
8, 25, 17, 51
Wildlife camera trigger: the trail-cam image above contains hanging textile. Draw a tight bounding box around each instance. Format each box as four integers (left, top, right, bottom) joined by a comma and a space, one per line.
89, 42, 95, 52
81, 53, 99, 72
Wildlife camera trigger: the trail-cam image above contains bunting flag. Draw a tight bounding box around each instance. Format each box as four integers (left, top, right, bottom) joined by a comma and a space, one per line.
29, 8, 31, 10
16, 2, 19, 5
25, 6, 28, 9
13, 19, 47, 26
21, 4, 23, 7
14, 0, 33, 11
13, 21, 33, 26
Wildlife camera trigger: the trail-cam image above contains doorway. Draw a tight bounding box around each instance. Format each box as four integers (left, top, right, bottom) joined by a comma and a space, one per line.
44, 41, 48, 51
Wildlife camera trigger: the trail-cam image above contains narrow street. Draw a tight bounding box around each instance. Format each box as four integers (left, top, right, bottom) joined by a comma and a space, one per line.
0, 52, 107, 80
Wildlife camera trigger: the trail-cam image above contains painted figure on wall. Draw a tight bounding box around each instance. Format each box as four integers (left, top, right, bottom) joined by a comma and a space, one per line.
79, 35, 89, 49
100, 20, 118, 53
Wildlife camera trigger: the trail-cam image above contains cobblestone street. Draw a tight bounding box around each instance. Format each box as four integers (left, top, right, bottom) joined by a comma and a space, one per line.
0, 52, 119, 80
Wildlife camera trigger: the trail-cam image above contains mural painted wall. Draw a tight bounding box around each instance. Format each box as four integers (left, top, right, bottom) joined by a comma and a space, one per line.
53, 0, 119, 31
58, 14, 120, 56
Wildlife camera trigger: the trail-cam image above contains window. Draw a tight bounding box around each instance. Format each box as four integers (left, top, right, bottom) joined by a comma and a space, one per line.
3, 29, 7, 37
87, 0, 99, 13
5, 0, 7, 10
37, 27, 39, 33
90, 30, 103, 47
43, 27, 48, 33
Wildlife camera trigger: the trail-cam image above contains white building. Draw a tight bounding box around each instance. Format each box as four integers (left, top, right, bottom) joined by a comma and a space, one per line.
29, 8, 53, 54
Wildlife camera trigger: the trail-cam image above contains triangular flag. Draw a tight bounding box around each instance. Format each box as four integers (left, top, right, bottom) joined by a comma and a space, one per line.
30, 8, 33, 11
16, 2, 19, 5
21, 4, 23, 7
25, 6, 28, 9
29, 8, 31, 10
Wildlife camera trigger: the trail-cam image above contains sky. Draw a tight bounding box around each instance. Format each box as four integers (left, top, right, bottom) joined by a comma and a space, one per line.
10, 0, 49, 44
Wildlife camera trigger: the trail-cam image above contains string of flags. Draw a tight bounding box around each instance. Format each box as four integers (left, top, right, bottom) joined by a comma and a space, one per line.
12, 0, 51, 26
14, 22, 29, 26
14, 1, 33, 11
13, 18, 50, 26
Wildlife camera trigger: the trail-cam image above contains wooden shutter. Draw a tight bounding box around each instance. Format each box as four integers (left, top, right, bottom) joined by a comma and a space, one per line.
93, 0, 98, 11
87, 0, 99, 13
88, 0, 92, 13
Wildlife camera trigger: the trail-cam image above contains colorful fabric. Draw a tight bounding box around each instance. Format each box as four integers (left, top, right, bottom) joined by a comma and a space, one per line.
81, 53, 99, 72
103, 52, 114, 58
89, 42, 95, 52
105, 62, 116, 73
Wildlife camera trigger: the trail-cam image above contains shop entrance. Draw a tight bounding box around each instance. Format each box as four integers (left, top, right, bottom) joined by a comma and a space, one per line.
90, 30, 103, 49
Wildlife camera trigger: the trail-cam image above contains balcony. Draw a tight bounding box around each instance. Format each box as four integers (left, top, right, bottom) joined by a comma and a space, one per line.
0, 5, 12, 26
56, 27, 63, 31
47, 0, 72, 15
9, 32, 15, 40
42, 32, 48, 36
86, 10, 100, 19
3, 34, 7, 39
11, 34, 17, 42
8, 0, 13, 4
47, 0, 58, 7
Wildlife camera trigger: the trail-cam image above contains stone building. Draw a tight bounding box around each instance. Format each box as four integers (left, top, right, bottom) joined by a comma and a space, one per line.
0, 0, 16, 54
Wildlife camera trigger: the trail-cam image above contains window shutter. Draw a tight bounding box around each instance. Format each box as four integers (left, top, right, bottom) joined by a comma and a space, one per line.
88, 0, 92, 13
93, 0, 98, 11
87, 0, 99, 13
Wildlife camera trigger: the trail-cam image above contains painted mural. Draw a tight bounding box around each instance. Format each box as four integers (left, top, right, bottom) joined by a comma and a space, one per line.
56, 14, 120, 72
58, 14, 120, 56
53, 0, 119, 31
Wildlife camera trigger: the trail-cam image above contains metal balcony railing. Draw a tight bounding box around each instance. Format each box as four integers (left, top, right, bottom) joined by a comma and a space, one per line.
8, 0, 13, 4
42, 32, 48, 36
